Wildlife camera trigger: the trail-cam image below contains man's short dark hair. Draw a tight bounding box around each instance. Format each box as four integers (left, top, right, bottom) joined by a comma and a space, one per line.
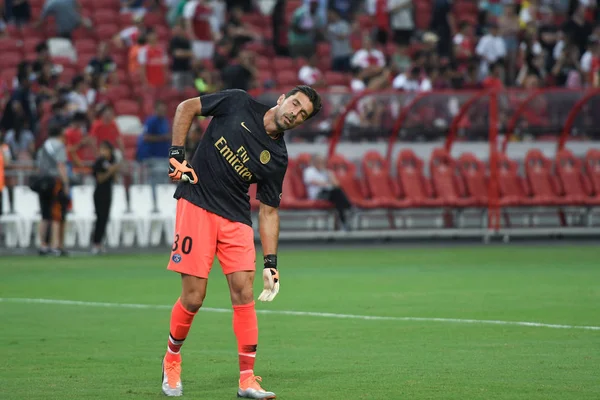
36, 41, 48, 54
285, 85, 322, 120
48, 123, 64, 138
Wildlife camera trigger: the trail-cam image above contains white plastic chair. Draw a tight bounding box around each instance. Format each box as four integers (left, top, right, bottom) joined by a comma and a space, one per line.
69, 185, 96, 248
105, 184, 137, 247
156, 184, 178, 244
128, 184, 164, 247
12, 185, 41, 247
48, 38, 77, 62
0, 189, 19, 248
115, 115, 144, 136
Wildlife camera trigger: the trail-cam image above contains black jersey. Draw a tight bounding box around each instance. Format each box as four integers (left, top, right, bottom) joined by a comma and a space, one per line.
174, 89, 288, 226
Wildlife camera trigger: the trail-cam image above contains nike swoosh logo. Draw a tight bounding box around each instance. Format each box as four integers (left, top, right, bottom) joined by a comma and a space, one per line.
241, 122, 251, 132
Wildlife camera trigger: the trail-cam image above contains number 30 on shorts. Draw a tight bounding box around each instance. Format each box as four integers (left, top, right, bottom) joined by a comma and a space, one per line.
172, 234, 193, 254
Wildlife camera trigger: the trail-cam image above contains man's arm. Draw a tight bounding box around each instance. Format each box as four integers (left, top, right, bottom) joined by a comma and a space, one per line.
171, 98, 201, 146
258, 202, 279, 256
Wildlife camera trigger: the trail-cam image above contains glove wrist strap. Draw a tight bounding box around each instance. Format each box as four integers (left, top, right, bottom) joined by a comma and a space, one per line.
264, 254, 277, 269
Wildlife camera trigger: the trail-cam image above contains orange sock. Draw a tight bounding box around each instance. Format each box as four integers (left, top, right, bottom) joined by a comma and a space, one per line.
166, 298, 197, 363
233, 301, 258, 382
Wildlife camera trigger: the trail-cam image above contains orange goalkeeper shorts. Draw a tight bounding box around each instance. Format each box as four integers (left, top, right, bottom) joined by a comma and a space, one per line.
167, 199, 256, 278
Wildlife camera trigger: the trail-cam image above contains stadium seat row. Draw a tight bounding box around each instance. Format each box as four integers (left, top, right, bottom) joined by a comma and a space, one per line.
2, 148, 600, 248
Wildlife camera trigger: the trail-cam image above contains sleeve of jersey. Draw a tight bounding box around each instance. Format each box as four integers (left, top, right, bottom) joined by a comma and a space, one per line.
256, 167, 286, 208
199, 89, 248, 118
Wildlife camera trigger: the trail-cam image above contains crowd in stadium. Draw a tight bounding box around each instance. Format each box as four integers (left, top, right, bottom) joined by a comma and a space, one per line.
0, 0, 599, 165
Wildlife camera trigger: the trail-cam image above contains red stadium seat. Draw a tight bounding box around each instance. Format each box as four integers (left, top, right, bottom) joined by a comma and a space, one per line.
0, 53, 23, 68
497, 153, 531, 206
0, 38, 21, 54
457, 152, 488, 206
429, 148, 475, 207
524, 149, 562, 205
275, 70, 298, 87
273, 57, 295, 71
114, 99, 141, 117
255, 56, 270, 70
93, 9, 119, 25
396, 149, 445, 207
328, 154, 379, 209
96, 24, 120, 40
361, 151, 411, 208
75, 39, 97, 55
324, 71, 348, 86
584, 149, 600, 196
556, 149, 600, 205
143, 13, 164, 27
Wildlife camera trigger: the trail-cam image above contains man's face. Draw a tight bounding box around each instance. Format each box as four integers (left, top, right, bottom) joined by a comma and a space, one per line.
314, 154, 326, 169
274, 92, 315, 131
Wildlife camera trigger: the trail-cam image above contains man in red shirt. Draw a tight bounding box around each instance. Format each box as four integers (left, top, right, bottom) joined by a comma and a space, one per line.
183, 0, 215, 60
482, 61, 504, 89
90, 105, 125, 157
138, 28, 168, 89
65, 112, 95, 167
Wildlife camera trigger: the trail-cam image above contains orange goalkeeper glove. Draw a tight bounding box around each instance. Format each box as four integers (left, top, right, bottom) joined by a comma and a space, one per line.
258, 255, 279, 302
168, 146, 198, 184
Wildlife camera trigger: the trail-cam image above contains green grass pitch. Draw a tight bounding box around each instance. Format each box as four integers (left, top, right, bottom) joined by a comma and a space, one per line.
0, 245, 599, 399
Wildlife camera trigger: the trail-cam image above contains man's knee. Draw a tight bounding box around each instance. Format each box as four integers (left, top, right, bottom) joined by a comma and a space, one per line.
228, 271, 254, 305
180, 275, 207, 312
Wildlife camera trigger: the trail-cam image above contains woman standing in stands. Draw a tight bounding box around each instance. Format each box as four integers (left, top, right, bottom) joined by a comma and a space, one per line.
91, 141, 120, 255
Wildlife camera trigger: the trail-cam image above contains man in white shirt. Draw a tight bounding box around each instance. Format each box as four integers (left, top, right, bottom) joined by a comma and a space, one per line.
476, 23, 506, 78
303, 154, 352, 230
351, 35, 389, 89
298, 55, 326, 86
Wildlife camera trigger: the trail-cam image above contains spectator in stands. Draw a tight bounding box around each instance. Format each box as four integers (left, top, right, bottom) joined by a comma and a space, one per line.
113, 14, 146, 49
193, 63, 219, 94
65, 112, 94, 167
453, 21, 475, 68
272, 0, 289, 56
462, 62, 482, 89
482, 61, 504, 89
128, 34, 147, 75
538, 6, 559, 71
138, 100, 170, 203
430, 0, 454, 58
138, 27, 168, 90
91, 140, 120, 255
34, 0, 92, 40
6, 0, 32, 26
220, 48, 255, 91
581, 36, 600, 87
224, 6, 261, 51
476, 23, 506, 79
516, 50, 547, 88
169, 22, 194, 91
4, 120, 35, 161
328, 0, 360, 21
89, 104, 125, 157
562, 1, 592, 56
32, 42, 51, 77
298, 55, 326, 87
552, 34, 583, 87
67, 75, 93, 118
303, 154, 352, 231
351, 35, 389, 89
327, 9, 353, 72
499, 3, 520, 82
184, 0, 217, 60
388, 0, 415, 46
36, 124, 70, 256
393, 66, 431, 92
46, 99, 70, 132
86, 42, 117, 87
288, 0, 320, 58
0, 71, 38, 134
121, 0, 150, 17
388, 43, 411, 75
36, 61, 59, 101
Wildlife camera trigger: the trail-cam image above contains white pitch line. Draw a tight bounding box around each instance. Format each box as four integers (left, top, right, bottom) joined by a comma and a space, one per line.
1, 297, 599, 331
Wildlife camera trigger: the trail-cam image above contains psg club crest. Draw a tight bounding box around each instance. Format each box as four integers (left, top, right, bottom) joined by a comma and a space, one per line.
172, 254, 182, 263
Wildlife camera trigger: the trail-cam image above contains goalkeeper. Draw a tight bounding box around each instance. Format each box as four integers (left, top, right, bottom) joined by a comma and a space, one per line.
161, 86, 321, 399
